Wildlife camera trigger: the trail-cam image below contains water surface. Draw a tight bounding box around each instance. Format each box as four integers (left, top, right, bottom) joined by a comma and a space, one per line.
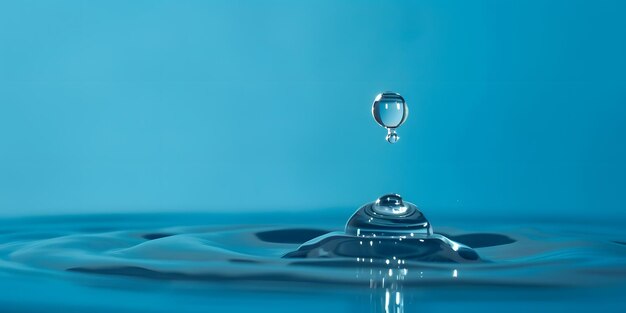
0, 211, 624, 312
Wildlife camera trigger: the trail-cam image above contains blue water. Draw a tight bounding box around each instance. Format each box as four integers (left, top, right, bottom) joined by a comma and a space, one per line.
1, 211, 624, 312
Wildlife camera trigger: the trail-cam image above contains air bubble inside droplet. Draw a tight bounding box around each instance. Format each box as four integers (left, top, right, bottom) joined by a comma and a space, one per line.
372, 92, 408, 143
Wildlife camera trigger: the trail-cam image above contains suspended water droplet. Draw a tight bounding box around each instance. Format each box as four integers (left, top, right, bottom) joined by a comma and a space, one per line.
372, 92, 408, 144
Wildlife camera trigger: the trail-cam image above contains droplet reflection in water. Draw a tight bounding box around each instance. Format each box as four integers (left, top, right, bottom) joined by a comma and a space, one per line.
372, 92, 408, 144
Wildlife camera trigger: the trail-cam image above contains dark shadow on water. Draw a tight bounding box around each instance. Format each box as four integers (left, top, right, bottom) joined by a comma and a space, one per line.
229, 258, 261, 264
142, 233, 177, 240
255, 229, 330, 244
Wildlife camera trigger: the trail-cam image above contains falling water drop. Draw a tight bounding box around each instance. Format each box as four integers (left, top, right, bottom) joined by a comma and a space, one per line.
372, 92, 408, 144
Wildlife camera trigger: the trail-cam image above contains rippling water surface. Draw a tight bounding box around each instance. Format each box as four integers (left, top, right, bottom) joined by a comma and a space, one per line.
0, 211, 624, 313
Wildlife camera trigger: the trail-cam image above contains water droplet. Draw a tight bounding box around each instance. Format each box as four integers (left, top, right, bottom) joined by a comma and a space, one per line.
372, 92, 408, 143
386, 129, 399, 144
372, 194, 410, 216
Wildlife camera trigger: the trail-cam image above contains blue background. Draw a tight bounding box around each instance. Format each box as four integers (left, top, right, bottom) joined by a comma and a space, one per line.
1, 0, 625, 220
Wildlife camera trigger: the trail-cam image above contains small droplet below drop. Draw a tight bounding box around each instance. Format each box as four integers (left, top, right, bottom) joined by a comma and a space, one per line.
386, 130, 399, 144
